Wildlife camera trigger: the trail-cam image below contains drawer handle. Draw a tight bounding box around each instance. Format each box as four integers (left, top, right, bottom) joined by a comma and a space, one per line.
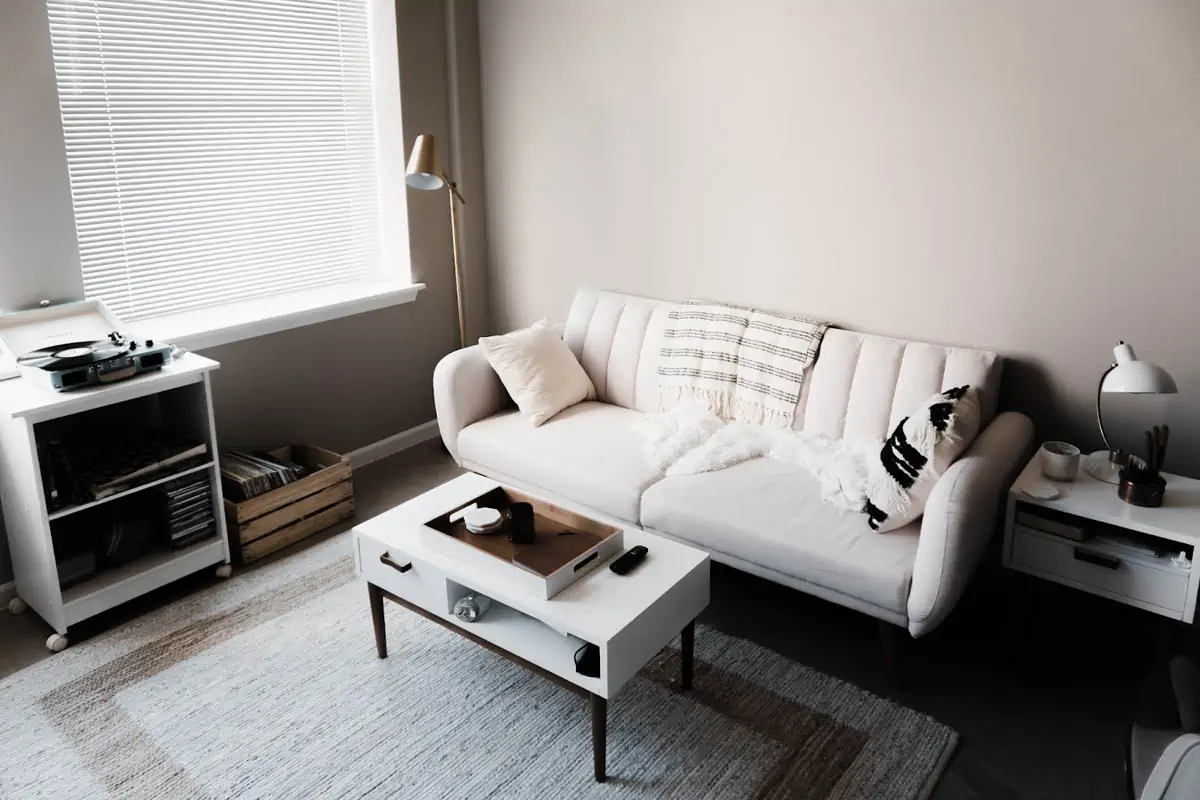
380, 553, 413, 573
1073, 549, 1120, 570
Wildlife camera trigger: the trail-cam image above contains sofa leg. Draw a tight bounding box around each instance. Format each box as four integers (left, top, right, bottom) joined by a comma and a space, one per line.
878, 620, 904, 687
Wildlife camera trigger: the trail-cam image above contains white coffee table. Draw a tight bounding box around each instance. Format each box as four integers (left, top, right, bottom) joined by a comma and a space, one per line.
352, 473, 711, 782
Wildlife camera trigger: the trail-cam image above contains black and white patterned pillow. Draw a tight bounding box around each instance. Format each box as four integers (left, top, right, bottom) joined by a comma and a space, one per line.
864, 385, 980, 532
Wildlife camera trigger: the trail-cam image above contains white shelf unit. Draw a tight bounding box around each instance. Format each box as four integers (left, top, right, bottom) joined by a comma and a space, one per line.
0, 354, 231, 648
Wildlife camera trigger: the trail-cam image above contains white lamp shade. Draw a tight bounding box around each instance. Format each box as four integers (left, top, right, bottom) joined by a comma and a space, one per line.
405, 172, 445, 190
1101, 342, 1178, 394
404, 133, 446, 191
1102, 361, 1178, 394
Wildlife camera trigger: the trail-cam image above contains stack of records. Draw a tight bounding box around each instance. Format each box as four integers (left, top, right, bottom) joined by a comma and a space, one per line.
220, 450, 307, 502
158, 474, 216, 549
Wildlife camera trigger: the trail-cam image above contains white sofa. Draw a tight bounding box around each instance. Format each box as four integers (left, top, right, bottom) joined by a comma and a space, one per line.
434, 288, 1033, 639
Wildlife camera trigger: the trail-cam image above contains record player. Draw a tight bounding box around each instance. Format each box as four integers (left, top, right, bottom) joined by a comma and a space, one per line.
0, 300, 173, 392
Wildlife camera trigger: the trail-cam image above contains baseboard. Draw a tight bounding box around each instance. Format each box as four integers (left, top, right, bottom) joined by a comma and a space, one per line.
0, 580, 15, 609
345, 420, 440, 469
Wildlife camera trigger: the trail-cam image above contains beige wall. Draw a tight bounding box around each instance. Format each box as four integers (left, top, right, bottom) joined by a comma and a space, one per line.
478, 0, 1200, 475
0, 0, 487, 585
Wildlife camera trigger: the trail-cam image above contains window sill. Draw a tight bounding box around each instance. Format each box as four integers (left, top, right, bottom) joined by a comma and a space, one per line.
129, 281, 425, 352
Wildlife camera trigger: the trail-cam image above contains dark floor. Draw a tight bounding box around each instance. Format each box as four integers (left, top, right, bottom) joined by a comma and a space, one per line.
2, 440, 1187, 799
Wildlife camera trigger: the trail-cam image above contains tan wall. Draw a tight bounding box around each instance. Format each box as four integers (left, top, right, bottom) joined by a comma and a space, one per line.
204, 0, 489, 454
479, 0, 1200, 475
0, 0, 487, 585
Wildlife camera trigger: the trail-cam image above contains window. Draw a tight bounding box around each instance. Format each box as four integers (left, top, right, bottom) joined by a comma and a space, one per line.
44, 0, 411, 332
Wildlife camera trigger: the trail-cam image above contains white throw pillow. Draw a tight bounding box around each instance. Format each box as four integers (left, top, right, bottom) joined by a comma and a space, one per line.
479, 320, 596, 427
864, 386, 981, 532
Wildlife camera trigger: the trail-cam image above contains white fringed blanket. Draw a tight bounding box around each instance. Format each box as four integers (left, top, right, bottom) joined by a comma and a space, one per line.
656, 301, 828, 429
635, 402, 880, 511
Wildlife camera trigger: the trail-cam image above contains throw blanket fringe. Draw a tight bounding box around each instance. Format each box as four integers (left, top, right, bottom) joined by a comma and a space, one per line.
636, 402, 880, 511
657, 386, 797, 430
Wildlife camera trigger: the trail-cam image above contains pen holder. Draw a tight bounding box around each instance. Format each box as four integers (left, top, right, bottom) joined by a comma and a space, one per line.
1118, 471, 1166, 508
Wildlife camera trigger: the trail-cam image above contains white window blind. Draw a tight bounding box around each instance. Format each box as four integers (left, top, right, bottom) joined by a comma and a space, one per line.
45, 0, 389, 322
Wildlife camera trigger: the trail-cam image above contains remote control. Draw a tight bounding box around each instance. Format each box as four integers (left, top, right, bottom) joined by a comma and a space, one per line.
610, 545, 648, 575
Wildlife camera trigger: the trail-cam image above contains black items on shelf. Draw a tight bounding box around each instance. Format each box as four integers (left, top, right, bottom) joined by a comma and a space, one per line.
39, 428, 208, 510
157, 474, 217, 550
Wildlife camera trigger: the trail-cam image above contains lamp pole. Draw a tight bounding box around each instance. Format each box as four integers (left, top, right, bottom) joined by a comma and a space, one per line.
404, 133, 469, 350
445, 177, 466, 350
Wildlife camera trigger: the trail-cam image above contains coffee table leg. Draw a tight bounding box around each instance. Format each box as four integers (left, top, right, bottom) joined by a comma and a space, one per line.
591, 694, 607, 782
681, 621, 694, 690
368, 583, 387, 659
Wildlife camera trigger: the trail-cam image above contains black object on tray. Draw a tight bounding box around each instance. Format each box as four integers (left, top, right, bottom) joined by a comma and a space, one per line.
507, 502, 535, 544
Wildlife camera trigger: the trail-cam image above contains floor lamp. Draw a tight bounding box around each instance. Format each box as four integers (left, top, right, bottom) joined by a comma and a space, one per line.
405, 134, 468, 349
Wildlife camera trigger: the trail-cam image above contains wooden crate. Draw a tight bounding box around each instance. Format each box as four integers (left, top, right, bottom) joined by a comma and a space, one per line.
223, 445, 354, 564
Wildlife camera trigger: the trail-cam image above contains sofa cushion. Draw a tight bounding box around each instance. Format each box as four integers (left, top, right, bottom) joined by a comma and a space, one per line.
640, 458, 920, 614
798, 329, 1001, 441
457, 402, 663, 523
562, 288, 1004, 439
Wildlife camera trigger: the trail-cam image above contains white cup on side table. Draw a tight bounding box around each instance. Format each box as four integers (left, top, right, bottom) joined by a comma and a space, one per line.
1039, 441, 1081, 482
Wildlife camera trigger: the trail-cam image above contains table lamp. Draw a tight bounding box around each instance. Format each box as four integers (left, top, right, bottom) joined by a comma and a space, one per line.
405, 134, 468, 349
1085, 341, 1177, 483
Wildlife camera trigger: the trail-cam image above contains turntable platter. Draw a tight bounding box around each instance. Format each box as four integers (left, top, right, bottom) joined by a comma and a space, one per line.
18, 340, 131, 371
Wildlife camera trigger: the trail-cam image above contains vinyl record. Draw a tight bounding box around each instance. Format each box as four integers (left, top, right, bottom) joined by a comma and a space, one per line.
18, 340, 129, 371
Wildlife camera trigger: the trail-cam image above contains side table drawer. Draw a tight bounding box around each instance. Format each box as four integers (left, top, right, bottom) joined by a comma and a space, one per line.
357, 534, 443, 614
1011, 526, 1189, 614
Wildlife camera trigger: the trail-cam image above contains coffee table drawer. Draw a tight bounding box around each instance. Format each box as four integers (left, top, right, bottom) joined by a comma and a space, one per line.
1011, 526, 1188, 614
358, 535, 443, 613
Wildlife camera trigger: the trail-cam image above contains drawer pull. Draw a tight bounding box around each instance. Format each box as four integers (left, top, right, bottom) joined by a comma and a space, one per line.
1073, 549, 1120, 570
380, 553, 413, 573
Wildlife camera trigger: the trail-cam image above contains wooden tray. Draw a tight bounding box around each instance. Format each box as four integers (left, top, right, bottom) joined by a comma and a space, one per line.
422, 486, 623, 599
224, 445, 353, 564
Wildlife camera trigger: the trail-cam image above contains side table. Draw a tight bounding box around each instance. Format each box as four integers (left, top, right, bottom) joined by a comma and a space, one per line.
1003, 455, 1200, 623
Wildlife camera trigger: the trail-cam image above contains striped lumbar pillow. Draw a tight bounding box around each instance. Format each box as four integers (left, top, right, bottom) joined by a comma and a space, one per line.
864, 386, 981, 533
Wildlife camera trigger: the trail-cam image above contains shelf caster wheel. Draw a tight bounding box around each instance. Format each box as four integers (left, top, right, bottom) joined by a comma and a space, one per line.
7, 597, 28, 615
46, 634, 68, 653
214, 564, 232, 579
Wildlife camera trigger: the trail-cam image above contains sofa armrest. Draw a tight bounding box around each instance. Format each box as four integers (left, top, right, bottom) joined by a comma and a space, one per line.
433, 344, 508, 464
906, 411, 1034, 637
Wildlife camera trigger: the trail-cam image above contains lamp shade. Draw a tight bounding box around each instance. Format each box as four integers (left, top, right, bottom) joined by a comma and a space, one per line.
404, 134, 445, 191
1101, 342, 1177, 395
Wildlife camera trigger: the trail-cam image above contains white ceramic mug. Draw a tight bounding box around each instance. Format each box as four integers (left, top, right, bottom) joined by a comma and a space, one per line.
1040, 441, 1081, 482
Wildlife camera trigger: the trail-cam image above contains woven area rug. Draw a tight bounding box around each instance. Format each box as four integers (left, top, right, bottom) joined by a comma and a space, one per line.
0, 536, 956, 799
